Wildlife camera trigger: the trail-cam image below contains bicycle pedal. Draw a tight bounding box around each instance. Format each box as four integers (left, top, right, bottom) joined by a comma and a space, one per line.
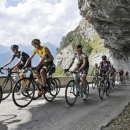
38, 89, 47, 95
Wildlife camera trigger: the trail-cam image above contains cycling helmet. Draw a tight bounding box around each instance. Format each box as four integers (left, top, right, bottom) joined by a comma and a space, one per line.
76, 44, 82, 49
31, 39, 41, 45
102, 55, 107, 60
11, 45, 19, 50
95, 63, 98, 66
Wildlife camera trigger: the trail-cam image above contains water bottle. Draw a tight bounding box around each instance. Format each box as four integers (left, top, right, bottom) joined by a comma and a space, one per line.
13, 76, 18, 83
79, 81, 82, 88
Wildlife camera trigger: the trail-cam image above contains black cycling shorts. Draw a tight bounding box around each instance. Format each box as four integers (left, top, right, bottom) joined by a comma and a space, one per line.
77, 63, 89, 75
35, 61, 53, 73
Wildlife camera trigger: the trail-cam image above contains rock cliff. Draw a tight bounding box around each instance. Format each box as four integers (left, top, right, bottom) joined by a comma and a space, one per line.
78, 0, 130, 71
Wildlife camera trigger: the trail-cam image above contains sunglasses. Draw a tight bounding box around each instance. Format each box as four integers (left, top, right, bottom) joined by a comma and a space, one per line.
33, 43, 38, 46
11, 48, 16, 51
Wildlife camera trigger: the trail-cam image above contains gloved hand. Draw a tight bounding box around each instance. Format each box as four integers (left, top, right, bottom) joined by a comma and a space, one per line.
0, 67, 3, 71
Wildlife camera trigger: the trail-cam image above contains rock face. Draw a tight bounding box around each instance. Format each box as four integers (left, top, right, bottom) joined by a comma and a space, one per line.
78, 0, 130, 71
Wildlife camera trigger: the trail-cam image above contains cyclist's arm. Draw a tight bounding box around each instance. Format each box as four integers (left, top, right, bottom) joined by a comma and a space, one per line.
36, 54, 46, 68
12, 59, 22, 69
1, 58, 13, 68
79, 58, 86, 71
67, 59, 74, 69
106, 66, 111, 75
24, 54, 34, 67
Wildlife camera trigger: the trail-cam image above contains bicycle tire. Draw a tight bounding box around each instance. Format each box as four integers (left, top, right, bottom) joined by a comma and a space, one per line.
92, 78, 96, 89
106, 84, 110, 97
0, 76, 13, 100
53, 78, 61, 94
44, 78, 57, 102
86, 83, 89, 98
65, 80, 77, 106
12, 77, 35, 108
0, 86, 2, 103
99, 84, 105, 100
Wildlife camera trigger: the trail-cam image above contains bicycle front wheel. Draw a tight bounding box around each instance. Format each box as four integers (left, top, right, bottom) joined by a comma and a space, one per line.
106, 84, 110, 97
0, 86, 2, 103
65, 80, 78, 106
99, 84, 105, 100
12, 77, 35, 108
92, 78, 96, 89
0, 77, 13, 100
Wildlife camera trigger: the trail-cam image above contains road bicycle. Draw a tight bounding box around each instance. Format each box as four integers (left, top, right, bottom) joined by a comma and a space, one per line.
98, 74, 110, 100
65, 70, 89, 106
12, 67, 58, 108
0, 68, 21, 100
91, 75, 99, 89
0, 86, 2, 103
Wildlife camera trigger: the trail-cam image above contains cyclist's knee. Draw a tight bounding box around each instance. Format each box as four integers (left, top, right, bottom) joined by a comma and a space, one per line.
40, 69, 46, 75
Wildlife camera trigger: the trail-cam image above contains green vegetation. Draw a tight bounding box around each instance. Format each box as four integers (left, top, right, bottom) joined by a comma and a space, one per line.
53, 66, 66, 77
88, 65, 93, 76
55, 21, 109, 76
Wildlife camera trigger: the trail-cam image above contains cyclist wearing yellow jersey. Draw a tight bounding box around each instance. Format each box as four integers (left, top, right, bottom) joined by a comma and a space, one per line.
24, 39, 54, 95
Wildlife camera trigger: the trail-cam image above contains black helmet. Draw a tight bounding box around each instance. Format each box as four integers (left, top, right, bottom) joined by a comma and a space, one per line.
95, 63, 98, 66
102, 55, 107, 60
11, 45, 19, 50
76, 44, 82, 49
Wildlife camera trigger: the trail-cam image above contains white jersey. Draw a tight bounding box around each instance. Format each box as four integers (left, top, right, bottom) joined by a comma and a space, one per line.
72, 52, 87, 65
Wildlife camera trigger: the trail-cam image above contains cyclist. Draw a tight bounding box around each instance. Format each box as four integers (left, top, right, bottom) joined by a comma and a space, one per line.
98, 55, 111, 88
65, 44, 89, 100
24, 39, 54, 95
0, 45, 31, 78
119, 69, 124, 83
109, 65, 116, 86
91, 63, 99, 76
125, 71, 129, 80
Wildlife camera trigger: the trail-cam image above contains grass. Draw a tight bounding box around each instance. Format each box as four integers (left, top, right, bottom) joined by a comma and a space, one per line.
53, 66, 66, 77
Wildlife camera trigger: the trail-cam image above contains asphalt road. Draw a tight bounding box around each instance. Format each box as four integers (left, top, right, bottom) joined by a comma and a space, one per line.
0, 81, 130, 130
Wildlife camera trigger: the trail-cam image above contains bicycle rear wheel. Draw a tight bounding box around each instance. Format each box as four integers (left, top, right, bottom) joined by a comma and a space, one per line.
99, 84, 105, 100
0, 77, 13, 100
0, 86, 2, 103
12, 77, 35, 108
65, 80, 77, 106
44, 78, 57, 102
53, 78, 61, 94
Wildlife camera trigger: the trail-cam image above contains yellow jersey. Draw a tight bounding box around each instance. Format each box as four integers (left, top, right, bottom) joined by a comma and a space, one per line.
32, 46, 54, 62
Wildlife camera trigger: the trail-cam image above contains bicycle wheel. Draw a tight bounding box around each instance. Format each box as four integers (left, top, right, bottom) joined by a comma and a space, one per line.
12, 77, 35, 108
99, 84, 105, 100
92, 78, 96, 89
65, 80, 78, 106
106, 84, 110, 97
53, 78, 61, 94
0, 86, 2, 103
85, 83, 89, 98
44, 78, 57, 102
0, 76, 13, 100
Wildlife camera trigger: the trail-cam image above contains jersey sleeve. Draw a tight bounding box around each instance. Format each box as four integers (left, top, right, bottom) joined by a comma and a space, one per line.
72, 53, 76, 60
11, 55, 15, 60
